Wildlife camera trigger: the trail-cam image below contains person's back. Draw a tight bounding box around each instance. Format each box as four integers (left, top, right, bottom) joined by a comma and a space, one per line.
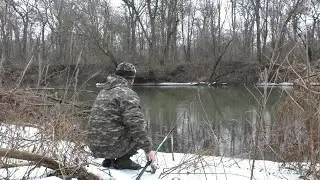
87, 62, 157, 170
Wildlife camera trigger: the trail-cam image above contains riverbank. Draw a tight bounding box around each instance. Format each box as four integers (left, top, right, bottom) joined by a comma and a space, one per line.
4, 60, 320, 88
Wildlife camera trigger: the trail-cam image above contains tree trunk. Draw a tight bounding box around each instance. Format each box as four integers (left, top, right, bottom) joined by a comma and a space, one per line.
22, 16, 28, 62
147, 0, 158, 66
262, 0, 269, 60
253, 0, 262, 63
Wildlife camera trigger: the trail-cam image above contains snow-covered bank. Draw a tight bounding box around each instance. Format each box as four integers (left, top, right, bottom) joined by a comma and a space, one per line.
2, 149, 305, 180
0, 123, 311, 180
84, 150, 305, 180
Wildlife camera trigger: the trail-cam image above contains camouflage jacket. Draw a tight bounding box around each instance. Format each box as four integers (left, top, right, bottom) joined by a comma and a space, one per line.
87, 74, 153, 159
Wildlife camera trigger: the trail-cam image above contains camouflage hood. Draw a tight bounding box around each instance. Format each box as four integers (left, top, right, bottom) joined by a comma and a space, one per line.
103, 74, 132, 90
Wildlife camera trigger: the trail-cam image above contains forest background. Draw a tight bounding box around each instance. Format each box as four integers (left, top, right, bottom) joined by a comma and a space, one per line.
0, 1, 320, 179
1, 0, 319, 87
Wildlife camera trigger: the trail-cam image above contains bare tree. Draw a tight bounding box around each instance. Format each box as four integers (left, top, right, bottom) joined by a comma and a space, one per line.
0, 1, 9, 59
147, 0, 159, 65
6, 0, 37, 63
162, 0, 179, 65
0, 0, 318, 86
180, 0, 194, 62
252, 0, 262, 63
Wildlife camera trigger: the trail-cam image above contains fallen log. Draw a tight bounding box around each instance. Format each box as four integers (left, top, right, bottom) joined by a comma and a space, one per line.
0, 148, 99, 180
0, 147, 61, 170
0, 162, 36, 168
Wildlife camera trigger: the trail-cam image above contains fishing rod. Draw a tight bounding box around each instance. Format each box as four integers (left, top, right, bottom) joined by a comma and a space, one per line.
136, 112, 185, 180
136, 123, 177, 180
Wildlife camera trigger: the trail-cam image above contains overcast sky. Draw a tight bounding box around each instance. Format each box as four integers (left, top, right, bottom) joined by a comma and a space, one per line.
109, 0, 123, 8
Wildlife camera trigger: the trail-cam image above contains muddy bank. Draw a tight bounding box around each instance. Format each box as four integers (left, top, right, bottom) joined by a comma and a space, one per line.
2, 61, 261, 87
134, 61, 260, 86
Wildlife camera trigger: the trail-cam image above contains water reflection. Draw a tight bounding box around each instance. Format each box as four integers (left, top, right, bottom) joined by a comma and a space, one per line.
136, 86, 286, 159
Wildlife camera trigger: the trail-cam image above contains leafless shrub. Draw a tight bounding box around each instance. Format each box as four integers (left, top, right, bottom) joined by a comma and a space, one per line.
0, 87, 96, 179
271, 75, 320, 179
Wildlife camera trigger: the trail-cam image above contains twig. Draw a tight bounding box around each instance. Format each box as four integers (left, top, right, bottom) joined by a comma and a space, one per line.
29, 87, 97, 94
13, 56, 34, 91
34, 92, 91, 109
171, 134, 174, 161
159, 171, 252, 178
159, 155, 200, 179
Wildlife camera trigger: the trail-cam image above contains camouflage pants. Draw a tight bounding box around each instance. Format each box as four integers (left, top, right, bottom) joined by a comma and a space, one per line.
91, 142, 139, 159
117, 145, 139, 159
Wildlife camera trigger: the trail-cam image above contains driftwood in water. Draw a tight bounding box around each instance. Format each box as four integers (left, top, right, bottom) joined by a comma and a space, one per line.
96, 82, 216, 88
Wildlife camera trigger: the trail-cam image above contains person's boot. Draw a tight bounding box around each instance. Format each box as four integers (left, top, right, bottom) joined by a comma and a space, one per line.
113, 157, 141, 170
102, 159, 114, 168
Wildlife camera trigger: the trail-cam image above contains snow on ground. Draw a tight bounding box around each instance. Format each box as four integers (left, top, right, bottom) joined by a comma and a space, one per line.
0, 124, 304, 180
0, 166, 54, 180
82, 150, 302, 180
2, 150, 301, 180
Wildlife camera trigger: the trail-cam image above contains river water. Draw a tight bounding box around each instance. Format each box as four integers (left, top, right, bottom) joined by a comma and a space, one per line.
82, 86, 289, 159
137, 86, 289, 158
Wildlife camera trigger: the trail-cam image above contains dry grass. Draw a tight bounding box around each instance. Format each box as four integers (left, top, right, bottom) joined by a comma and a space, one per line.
271, 80, 320, 179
